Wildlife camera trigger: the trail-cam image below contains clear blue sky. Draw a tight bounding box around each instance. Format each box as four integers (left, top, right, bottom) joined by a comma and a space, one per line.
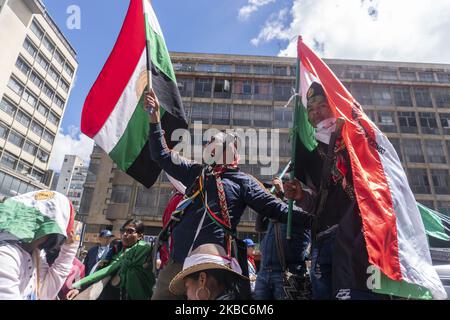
42, 0, 291, 134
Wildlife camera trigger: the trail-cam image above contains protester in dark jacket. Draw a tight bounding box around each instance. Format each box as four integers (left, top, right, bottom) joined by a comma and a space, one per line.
145, 89, 312, 300
83, 230, 114, 275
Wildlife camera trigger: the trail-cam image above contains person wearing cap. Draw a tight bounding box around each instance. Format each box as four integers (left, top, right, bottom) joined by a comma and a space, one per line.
83, 229, 114, 275
283, 82, 386, 300
169, 243, 248, 300
0, 190, 78, 300
243, 239, 257, 294
145, 90, 313, 300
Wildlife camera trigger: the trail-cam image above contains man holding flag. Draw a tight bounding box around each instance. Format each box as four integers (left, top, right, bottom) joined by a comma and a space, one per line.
283, 37, 446, 300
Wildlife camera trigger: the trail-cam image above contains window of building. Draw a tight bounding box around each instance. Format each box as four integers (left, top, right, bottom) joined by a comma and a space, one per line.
42, 130, 55, 144
431, 170, 450, 195
30, 20, 44, 40
388, 138, 402, 161
414, 88, 433, 107
8, 77, 24, 96
393, 86, 412, 106
398, 111, 418, 133
1, 152, 18, 170
418, 72, 435, 82
274, 107, 293, 128
365, 110, 376, 122
37, 102, 49, 117
278, 133, 292, 157
419, 112, 439, 134
253, 81, 272, 100
15, 57, 31, 76
407, 168, 430, 194
235, 64, 251, 74
232, 80, 252, 99
30, 71, 44, 89
48, 112, 59, 126
211, 104, 231, 125
53, 94, 65, 109
196, 63, 214, 72
177, 77, 193, 97
63, 62, 74, 78
134, 186, 158, 215
7, 130, 24, 148
351, 84, 372, 105
253, 106, 272, 127
253, 64, 272, 75
274, 81, 293, 101
36, 149, 49, 163
42, 36, 55, 54
399, 70, 417, 81
110, 185, 131, 203
439, 113, 450, 134
233, 105, 252, 126
58, 78, 69, 93
216, 64, 232, 73
0, 98, 17, 115
17, 161, 32, 175
30, 121, 44, 137
403, 139, 424, 163
191, 103, 211, 124
22, 90, 37, 107
79, 187, 94, 215
0, 122, 9, 139
372, 85, 392, 106
437, 201, 450, 215
23, 140, 38, 156
157, 188, 172, 214
194, 78, 212, 98
424, 140, 446, 163
436, 73, 450, 83
173, 62, 194, 72
377, 111, 397, 133
54, 50, 65, 66
378, 70, 398, 81
36, 53, 50, 71
23, 38, 38, 58
213, 79, 231, 98
43, 84, 55, 99
273, 65, 288, 76
15, 110, 31, 127
433, 88, 450, 108
48, 66, 59, 82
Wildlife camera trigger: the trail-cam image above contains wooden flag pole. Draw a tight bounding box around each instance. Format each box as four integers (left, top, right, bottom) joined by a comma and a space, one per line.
143, 0, 153, 92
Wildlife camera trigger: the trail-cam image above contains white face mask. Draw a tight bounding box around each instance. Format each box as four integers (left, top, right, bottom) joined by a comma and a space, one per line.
314, 118, 337, 145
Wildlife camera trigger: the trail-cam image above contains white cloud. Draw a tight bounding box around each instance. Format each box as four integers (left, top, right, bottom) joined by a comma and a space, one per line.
250, 0, 450, 64
239, 0, 276, 21
48, 125, 94, 172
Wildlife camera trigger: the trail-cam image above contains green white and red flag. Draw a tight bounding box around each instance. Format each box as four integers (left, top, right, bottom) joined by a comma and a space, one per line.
297, 36, 446, 299
81, 0, 187, 188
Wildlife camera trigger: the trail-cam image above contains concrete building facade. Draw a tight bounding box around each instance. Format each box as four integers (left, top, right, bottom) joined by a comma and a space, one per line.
78, 52, 450, 243
55, 155, 87, 212
0, 0, 77, 197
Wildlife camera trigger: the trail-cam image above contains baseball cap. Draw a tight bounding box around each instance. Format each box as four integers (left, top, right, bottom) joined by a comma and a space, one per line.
99, 229, 113, 238
243, 238, 255, 247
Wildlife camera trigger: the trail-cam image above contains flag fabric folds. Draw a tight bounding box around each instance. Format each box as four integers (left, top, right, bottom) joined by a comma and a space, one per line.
296, 37, 446, 299
81, 0, 187, 188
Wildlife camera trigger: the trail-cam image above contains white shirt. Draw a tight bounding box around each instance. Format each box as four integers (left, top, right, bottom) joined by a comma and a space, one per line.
0, 241, 78, 300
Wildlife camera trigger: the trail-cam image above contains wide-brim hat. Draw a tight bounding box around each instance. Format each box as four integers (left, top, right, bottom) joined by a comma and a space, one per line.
169, 243, 248, 296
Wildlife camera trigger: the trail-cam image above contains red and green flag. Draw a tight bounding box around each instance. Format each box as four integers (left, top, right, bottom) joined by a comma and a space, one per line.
296, 37, 446, 299
81, 0, 187, 188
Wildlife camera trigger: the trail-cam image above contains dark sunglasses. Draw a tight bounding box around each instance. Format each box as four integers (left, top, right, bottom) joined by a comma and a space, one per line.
120, 227, 137, 234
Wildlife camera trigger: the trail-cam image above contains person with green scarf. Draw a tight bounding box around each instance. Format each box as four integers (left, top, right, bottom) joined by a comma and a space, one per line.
68, 219, 155, 300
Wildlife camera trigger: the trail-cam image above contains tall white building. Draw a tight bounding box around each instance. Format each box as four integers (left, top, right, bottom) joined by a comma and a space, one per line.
0, 0, 78, 197
56, 155, 87, 212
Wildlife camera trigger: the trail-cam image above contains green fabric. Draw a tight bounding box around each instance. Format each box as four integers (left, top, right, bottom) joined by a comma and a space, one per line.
0, 199, 63, 243
294, 96, 317, 152
417, 202, 450, 241
73, 240, 155, 300
373, 272, 433, 300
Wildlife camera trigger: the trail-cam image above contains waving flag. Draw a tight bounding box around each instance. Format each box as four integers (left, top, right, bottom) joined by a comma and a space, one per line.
81, 0, 187, 188
297, 37, 446, 299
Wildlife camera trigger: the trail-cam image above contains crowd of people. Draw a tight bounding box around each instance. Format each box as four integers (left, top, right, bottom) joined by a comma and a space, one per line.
0, 83, 403, 300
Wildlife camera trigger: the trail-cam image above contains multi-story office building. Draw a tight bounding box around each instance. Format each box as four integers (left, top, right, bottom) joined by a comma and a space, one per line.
55, 155, 87, 212
0, 0, 77, 197
78, 52, 450, 243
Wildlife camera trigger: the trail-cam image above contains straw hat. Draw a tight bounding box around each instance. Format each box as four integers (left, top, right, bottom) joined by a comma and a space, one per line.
169, 243, 248, 295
